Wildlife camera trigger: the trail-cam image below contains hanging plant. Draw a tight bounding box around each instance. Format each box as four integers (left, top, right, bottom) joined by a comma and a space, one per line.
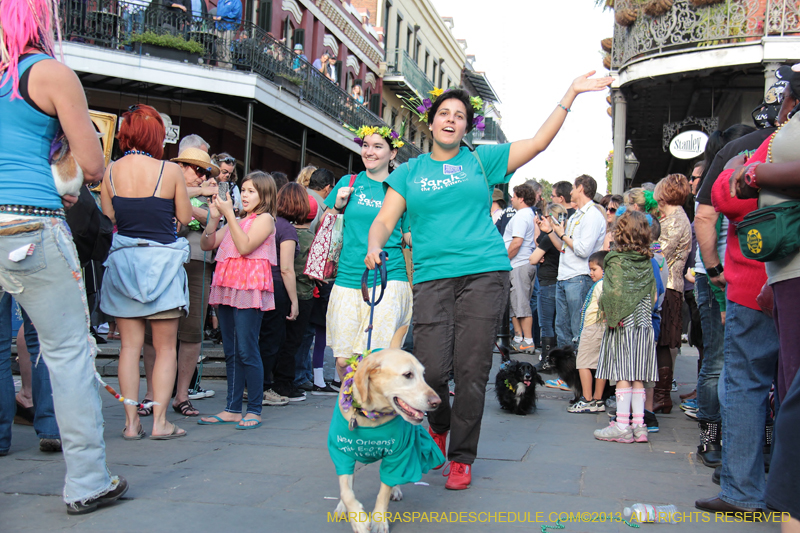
615, 7, 638, 26
643, 0, 673, 17
603, 54, 612, 69
689, 0, 724, 6
601, 37, 613, 52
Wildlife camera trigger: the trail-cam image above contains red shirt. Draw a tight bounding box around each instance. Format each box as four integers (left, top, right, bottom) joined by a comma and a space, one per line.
710, 135, 771, 310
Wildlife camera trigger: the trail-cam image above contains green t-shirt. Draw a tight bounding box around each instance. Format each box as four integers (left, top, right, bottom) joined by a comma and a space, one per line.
385, 144, 514, 284
294, 227, 315, 300
325, 172, 408, 289
327, 407, 445, 486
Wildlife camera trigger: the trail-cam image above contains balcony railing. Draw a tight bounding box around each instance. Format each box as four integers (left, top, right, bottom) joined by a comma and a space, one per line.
58, 0, 421, 162
385, 48, 435, 96
611, 0, 800, 69
466, 119, 507, 145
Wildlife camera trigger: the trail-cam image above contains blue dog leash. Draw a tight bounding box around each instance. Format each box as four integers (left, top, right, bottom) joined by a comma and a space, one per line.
361, 251, 388, 351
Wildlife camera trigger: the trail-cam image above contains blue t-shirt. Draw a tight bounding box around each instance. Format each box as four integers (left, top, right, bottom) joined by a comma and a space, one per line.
385, 144, 514, 284
325, 172, 408, 289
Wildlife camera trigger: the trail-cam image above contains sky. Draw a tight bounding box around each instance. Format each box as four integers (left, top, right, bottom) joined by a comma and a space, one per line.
430, 0, 616, 193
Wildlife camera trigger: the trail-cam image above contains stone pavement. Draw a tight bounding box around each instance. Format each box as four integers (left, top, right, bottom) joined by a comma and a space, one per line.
0, 346, 782, 532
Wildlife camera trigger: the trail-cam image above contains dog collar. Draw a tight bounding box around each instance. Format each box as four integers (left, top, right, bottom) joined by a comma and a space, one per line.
340, 349, 396, 430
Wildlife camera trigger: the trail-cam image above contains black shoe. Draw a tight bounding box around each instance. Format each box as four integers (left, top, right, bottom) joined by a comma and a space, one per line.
91, 328, 107, 345
275, 385, 306, 402
644, 410, 659, 433
694, 496, 766, 519
712, 466, 720, 485
311, 383, 338, 396
66, 476, 129, 515
330, 380, 341, 392
697, 420, 722, 468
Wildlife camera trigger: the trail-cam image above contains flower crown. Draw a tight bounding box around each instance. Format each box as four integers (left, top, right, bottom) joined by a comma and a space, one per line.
344, 124, 405, 149
399, 87, 486, 131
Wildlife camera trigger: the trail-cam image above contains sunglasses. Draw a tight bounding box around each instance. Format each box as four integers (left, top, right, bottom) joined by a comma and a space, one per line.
608, 207, 617, 214
191, 165, 211, 177
214, 156, 236, 165
128, 104, 141, 112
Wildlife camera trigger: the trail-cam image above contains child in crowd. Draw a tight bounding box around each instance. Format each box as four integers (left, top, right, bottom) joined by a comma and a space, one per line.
198, 172, 278, 430
568, 251, 609, 413
645, 217, 668, 430
594, 211, 658, 444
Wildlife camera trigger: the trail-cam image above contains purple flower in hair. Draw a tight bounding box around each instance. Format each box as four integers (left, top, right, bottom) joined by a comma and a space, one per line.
354, 137, 363, 145
390, 131, 399, 139
423, 98, 432, 109
473, 116, 485, 131
416, 104, 427, 114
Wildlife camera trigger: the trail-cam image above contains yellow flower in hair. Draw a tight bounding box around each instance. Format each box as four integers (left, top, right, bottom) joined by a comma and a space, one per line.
357, 126, 378, 138
394, 140, 405, 148
429, 87, 444, 99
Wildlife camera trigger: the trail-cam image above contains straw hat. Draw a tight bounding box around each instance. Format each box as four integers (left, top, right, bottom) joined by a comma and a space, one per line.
171, 147, 220, 178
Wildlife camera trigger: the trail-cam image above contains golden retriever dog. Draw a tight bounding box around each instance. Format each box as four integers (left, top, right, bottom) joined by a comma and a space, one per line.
329, 327, 443, 533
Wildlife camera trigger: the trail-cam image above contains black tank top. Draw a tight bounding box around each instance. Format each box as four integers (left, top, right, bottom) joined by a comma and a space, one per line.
110, 161, 178, 244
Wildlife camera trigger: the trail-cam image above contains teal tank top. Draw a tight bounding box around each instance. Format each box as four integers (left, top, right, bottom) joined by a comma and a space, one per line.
0, 54, 62, 209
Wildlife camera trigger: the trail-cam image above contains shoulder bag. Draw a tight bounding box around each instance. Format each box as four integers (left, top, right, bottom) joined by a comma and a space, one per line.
304, 174, 357, 281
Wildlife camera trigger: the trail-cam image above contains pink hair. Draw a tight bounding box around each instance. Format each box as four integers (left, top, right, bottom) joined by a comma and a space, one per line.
0, 0, 62, 99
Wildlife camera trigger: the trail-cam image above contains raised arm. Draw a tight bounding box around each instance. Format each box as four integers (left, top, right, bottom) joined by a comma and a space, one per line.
365, 187, 406, 269
506, 71, 612, 174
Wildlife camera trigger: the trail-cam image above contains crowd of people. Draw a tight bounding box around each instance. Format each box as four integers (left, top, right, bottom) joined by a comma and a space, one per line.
1, 1, 798, 529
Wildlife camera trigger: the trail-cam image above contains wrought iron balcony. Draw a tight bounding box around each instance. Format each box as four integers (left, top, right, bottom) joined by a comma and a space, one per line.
611, 0, 800, 69
466, 118, 507, 145
58, 0, 421, 162
384, 48, 435, 97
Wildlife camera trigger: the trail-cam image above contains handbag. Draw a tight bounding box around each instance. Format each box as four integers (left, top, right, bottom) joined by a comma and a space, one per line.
304, 174, 357, 281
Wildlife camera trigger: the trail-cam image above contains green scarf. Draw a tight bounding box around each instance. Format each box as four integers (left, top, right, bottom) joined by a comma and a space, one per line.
600, 251, 656, 328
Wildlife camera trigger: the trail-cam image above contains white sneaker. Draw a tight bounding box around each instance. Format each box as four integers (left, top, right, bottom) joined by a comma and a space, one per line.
188, 386, 215, 400
594, 424, 634, 443
263, 389, 289, 406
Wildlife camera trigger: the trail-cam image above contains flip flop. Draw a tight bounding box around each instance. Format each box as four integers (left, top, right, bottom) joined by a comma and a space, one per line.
122, 424, 146, 440
197, 415, 238, 425
235, 418, 262, 430
149, 424, 187, 440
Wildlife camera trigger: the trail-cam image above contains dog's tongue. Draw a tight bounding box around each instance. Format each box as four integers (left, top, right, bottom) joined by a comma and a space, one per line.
524, 380, 531, 386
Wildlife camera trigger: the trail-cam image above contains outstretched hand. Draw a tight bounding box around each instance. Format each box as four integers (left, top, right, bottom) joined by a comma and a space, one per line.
570, 70, 614, 95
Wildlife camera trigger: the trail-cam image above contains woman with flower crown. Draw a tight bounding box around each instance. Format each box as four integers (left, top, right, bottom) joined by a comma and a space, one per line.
322, 126, 413, 394
365, 72, 612, 490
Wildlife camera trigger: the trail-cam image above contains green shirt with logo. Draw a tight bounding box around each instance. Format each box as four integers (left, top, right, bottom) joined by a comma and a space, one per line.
385, 144, 514, 285
325, 171, 408, 289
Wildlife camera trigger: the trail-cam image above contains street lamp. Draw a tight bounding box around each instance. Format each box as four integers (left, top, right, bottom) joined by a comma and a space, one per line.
623, 140, 640, 189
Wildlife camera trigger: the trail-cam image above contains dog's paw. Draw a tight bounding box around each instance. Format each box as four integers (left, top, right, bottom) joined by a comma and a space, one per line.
369, 517, 390, 533
333, 500, 347, 520
390, 486, 403, 501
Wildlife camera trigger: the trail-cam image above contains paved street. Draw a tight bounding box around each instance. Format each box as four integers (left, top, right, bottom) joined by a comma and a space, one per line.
0, 346, 782, 532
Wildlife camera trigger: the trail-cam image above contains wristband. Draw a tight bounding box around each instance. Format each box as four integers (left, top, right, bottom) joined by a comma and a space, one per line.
706, 263, 724, 278
744, 162, 761, 189
557, 103, 571, 113
544, 230, 553, 235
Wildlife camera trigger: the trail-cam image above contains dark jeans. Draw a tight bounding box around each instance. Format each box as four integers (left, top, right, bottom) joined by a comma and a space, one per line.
217, 304, 264, 416
772, 276, 800, 402
259, 279, 294, 389
293, 323, 314, 387
282, 298, 313, 387
0, 294, 59, 452
537, 282, 556, 338
412, 271, 509, 465
529, 276, 540, 346
695, 274, 723, 422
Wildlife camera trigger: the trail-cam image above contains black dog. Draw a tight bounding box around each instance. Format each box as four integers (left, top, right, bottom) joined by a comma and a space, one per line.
545, 346, 581, 403
495, 360, 545, 415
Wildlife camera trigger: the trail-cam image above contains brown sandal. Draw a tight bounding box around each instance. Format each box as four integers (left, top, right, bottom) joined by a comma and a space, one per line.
173, 400, 199, 417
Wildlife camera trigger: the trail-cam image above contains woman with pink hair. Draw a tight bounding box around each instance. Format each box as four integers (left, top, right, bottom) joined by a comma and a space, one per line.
0, 0, 128, 514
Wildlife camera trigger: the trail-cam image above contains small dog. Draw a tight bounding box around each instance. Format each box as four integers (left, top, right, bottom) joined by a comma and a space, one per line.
329, 327, 444, 533
495, 360, 544, 415
545, 346, 581, 403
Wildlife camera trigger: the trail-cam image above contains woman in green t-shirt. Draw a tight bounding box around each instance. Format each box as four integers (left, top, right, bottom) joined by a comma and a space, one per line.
365, 72, 612, 490
324, 127, 413, 381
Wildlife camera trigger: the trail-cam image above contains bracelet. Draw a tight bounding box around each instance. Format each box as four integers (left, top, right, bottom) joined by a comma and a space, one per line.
557, 103, 571, 113
544, 230, 553, 235
744, 162, 761, 189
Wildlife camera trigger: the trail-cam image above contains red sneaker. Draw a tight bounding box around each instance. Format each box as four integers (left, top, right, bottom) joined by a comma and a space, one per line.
443, 461, 471, 490
428, 427, 447, 469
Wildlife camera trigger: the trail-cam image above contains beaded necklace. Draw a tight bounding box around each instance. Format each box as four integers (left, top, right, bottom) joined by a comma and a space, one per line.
340, 349, 396, 430
124, 149, 153, 157
766, 119, 786, 163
